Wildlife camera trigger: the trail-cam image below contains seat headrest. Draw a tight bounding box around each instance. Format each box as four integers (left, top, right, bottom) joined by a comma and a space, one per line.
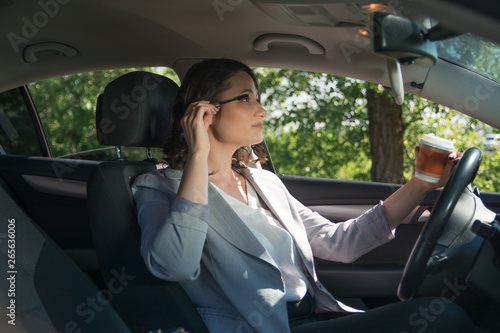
96, 71, 178, 148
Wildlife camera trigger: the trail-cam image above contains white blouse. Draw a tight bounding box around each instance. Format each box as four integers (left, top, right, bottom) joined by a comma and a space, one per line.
212, 180, 312, 302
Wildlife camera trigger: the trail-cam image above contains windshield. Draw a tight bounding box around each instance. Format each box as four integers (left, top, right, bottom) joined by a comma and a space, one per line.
436, 33, 500, 83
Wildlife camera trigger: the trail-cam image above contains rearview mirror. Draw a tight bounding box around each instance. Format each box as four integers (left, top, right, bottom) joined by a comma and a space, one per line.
371, 13, 438, 105
371, 12, 438, 67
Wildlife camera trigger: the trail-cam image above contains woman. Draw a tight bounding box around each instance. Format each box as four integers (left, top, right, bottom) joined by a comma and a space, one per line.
132, 59, 474, 332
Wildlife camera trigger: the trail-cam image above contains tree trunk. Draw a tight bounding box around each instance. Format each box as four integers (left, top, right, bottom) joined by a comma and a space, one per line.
366, 88, 405, 184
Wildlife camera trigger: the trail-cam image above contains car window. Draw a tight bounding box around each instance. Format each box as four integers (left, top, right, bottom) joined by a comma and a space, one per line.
258, 68, 500, 192
437, 33, 500, 83
28, 67, 180, 161
24, 66, 500, 193
0, 87, 46, 156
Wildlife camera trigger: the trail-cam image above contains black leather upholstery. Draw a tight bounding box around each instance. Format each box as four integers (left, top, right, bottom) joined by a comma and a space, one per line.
88, 72, 209, 333
96, 71, 177, 147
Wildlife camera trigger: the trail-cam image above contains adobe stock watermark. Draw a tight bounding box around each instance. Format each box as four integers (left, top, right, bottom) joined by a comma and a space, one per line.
236, 298, 275, 332
7, 0, 71, 54
212, 0, 243, 22
62, 267, 135, 333
339, 0, 404, 64
50, 156, 87, 182
452, 78, 497, 116
96, 72, 164, 144
339, 28, 373, 65
401, 277, 468, 333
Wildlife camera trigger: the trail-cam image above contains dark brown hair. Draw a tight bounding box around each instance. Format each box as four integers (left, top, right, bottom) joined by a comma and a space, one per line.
163, 59, 268, 170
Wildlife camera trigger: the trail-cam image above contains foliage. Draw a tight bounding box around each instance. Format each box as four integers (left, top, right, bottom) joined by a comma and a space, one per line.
403, 102, 500, 191
29, 66, 499, 192
256, 68, 370, 180
256, 68, 500, 192
436, 33, 500, 83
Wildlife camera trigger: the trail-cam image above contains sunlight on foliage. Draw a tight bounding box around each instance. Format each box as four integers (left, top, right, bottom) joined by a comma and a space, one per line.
29, 66, 499, 192
256, 68, 499, 192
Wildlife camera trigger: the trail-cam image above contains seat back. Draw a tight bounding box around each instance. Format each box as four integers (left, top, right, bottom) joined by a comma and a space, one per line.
87, 71, 209, 333
0, 178, 130, 333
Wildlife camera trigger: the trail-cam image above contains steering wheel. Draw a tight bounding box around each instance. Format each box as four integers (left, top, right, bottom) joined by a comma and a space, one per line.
397, 147, 482, 301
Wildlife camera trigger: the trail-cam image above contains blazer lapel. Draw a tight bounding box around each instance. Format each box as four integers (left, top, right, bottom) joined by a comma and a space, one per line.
161, 167, 278, 269
243, 168, 318, 279
207, 183, 280, 269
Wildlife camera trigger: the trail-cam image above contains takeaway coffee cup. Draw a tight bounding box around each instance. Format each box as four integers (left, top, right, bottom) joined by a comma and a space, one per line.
415, 134, 455, 183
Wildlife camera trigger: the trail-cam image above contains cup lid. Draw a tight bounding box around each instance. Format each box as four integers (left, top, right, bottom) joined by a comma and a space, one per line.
420, 134, 455, 151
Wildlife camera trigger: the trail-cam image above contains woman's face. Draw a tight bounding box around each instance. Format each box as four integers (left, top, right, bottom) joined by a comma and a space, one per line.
209, 71, 267, 148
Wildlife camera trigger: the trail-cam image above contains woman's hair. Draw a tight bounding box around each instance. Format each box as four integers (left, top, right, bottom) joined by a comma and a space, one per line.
163, 58, 268, 170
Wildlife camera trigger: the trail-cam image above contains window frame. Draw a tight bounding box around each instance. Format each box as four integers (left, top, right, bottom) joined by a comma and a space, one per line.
0, 86, 51, 157
21, 85, 51, 157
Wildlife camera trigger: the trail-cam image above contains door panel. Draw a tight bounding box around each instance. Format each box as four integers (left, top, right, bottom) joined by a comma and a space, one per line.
279, 174, 500, 299
0, 154, 99, 270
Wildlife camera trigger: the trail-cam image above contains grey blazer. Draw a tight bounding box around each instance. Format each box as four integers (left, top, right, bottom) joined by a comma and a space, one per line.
132, 167, 394, 333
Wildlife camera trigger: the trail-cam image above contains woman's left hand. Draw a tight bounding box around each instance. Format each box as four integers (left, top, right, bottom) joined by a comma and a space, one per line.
383, 147, 461, 230
414, 146, 461, 192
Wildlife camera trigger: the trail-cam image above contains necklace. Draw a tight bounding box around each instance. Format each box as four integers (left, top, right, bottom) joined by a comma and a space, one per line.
232, 170, 248, 205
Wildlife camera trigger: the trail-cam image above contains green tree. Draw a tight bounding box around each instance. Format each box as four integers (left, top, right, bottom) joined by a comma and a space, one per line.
29, 66, 499, 192
366, 85, 405, 184
257, 68, 370, 180
256, 68, 500, 192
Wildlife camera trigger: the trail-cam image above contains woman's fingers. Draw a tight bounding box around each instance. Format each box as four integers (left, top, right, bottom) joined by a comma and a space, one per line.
414, 146, 463, 189
434, 149, 463, 188
183, 101, 217, 128
181, 101, 218, 153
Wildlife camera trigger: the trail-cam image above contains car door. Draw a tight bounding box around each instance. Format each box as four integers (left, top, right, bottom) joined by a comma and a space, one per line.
0, 68, 177, 276
257, 66, 500, 305
0, 86, 100, 272
275, 166, 500, 306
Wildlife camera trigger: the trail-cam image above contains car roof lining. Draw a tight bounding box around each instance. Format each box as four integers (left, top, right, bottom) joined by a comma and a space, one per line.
1, 0, 498, 129
0, 0, 413, 89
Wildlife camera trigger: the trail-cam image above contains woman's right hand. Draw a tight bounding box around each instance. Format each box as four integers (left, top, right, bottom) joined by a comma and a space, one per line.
177, 101, 217, 204
181, 101, 218, 155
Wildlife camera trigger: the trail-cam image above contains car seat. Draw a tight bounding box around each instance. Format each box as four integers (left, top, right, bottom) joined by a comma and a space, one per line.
0, 177, 131, 333
86, 71, 209, 333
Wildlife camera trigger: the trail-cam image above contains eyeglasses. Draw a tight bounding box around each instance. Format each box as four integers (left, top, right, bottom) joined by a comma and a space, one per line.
212, 94, 249, 108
